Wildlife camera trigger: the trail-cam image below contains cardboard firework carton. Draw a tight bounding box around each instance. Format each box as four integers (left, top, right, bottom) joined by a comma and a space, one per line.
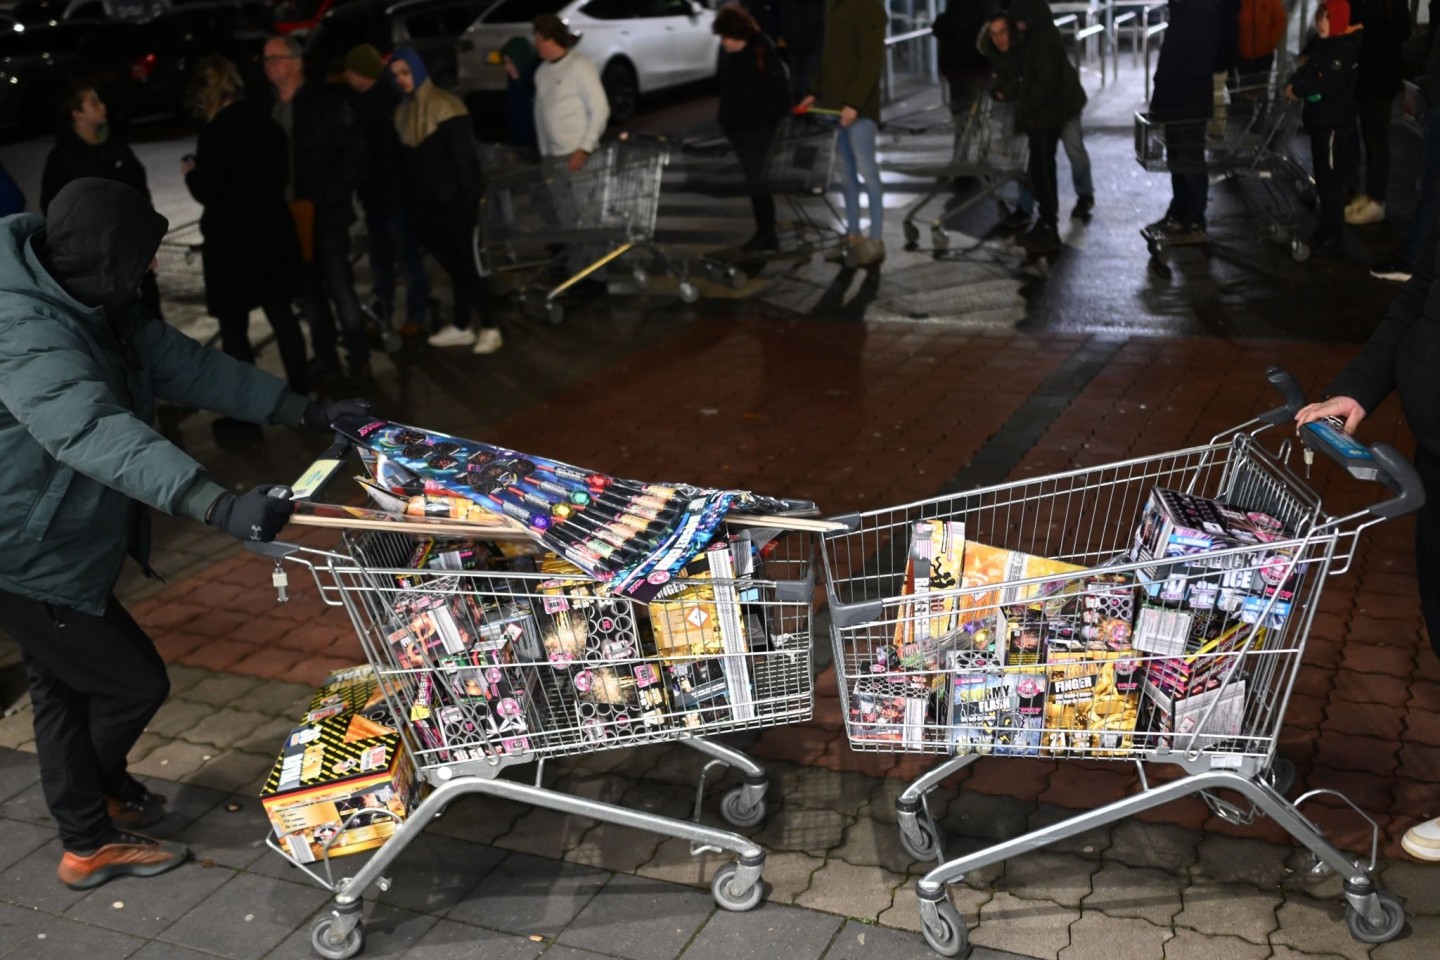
1041, 650, 1141, 758
666, 658, 731, 729
891, 520, 967, 656
947, 665, 1008, 756
992, 668, 1047, 757
956, 544, 1087, 663
647, 549, 728, 660
261, 669, 417, 864
1141, 676, 1248, 752
848, 676, 930, 748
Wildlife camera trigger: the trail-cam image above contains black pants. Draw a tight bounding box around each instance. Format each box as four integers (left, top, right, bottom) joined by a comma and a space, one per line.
301, 223, 368, 369
1417, 447, 1440, 661
1026, 128, 1061, 228
1357, 95, 1395, 202
730, 128, 777, 242
216, 297, 309, 394
1165, 120, 1209, 228
0, 592, 169, 852
417, 206, 493, 332
1310, 122, 1358, 239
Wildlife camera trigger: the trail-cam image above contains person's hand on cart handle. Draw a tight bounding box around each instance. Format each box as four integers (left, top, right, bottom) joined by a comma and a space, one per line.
205, 485, 295, 543
302, 398, 373, 434
568, 149, 590, 173
839, 105, 858, 128
1296, 396, 1367, 435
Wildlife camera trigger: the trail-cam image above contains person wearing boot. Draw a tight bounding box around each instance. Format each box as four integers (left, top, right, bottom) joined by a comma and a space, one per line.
0, 178, 370, 890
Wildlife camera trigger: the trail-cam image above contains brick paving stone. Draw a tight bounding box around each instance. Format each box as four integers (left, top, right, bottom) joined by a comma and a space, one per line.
1023, 804, 1112, 859
749, 726, 837, 767
163, 870, 332, 960
1332, 671, 1412, 706
750, 849, 823, 905
174, 637, 255, 674
1266, 947, 1352, 960
1302, 766, 1397, 816
127, 740, 214, 782
1401, 710, 1440, 747
823, 919, 949, 960
170, 793, 271, 870
1161, 929, 1270, 960
162, 664, 212, 697
180, 673, 267, 706
0, 818, 55, 872
265, 904, 443, 960
144, 700, 215, 740
1338, 642, 1417, 679
549, 770, 640, 806
1, 912, 147, 960
564, 822, 666, 875
773, 763, 875, 817
1302, 802, 1392, 858
151, 630, 209, 663
753, 803, 852, 857
969, 890, 1079, 960
1038, 764, 1136, 811
1270, 892, 1372, 960
556, 872, 714, 960
181, 708, 273, 750
878, 882, 991, 936
1370, 911, 1440, 960
795, 859, 905, 922
63, 859, 234, 938
1081, 860, 1185, 927
494, 807, 598, 861
1321, 700, 1408, 743
0, 708, 36, 751
1193, 834, 1294, 888
424, 792, 532, 846
1312, 732, 1400, 778
1380, 860, 1440, 916
995, 851, 1100, 910
678, 903, 842, 960
181, 751, 278, 796
635, 838, 730, 889
941, 791, 1038, 845
1396, 743, 1440, 784
1058, 913, 1169, 960
963, 758, 1053, 801
135, 601, 209, 631
226, 646, 312, 681
448, 850, 610, 937
0, 780, 51, 825
128, 942, 229, 960
866, 779, 959, 828
830, 811, 922, 875
813, 743, 900, 780
228, 715, 300, 757
1172, 879, 1279, 944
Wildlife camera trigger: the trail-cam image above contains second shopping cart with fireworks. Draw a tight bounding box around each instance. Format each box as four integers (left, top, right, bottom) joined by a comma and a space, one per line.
818, 368, 1422, 956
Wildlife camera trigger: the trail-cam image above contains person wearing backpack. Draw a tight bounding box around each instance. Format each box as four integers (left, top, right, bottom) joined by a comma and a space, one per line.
715, 3, 792, 252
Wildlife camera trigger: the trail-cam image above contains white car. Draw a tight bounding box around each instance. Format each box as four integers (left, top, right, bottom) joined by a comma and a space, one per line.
457, 0, 717, 122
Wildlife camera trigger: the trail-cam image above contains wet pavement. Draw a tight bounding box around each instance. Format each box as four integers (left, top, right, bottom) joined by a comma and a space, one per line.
1, 56, 1438, 960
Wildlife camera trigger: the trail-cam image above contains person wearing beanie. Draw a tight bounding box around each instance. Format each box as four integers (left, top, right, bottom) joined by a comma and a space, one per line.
390, 47, 500, 354
0, 177, 373, 891
1286, 0, 1363, 252
344, 43, 431, 339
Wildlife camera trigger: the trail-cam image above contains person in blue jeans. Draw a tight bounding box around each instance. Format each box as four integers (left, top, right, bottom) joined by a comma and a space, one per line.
1370, 30, 1440, 281
798, 0, 887, 267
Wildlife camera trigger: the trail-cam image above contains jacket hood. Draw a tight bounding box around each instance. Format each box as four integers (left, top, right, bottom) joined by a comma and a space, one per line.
391, 46, 430, 91
38, 178, 167, 318
0, 212, 96, 318
1009, 0, 1058, 35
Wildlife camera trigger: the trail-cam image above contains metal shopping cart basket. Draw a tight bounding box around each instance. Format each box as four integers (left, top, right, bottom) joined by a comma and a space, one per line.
678, 115, 844, 288
153, 218, 206, 304
883, 95, 1028, 254
817, 368, 1424, 957
476, 137, 689, 324
251, 462, 820, 958
1135, 72, 1316, 271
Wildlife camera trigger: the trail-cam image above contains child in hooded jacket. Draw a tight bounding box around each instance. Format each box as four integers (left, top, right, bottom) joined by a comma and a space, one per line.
1286, 0, 1364, 250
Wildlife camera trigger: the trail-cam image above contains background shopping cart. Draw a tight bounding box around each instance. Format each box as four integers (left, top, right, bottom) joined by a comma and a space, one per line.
818, 368, 1423, 956
153, 218, 206, 305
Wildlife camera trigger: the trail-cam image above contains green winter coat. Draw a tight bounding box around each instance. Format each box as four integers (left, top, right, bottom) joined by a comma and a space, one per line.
814, 0, 888, 122
0, 210, 308, 614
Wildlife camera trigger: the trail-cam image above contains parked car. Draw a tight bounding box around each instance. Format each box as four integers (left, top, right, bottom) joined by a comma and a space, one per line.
0, 18, 98, 130
73, 1, 272, 122
271, 0, 358, 34
304, 0, 491, 88
9, 0, 166, 24
456, 0, 717, 123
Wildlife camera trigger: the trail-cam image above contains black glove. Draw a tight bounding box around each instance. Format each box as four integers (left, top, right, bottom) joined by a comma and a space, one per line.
302, 398, 372, 434
206, 485, 295, 542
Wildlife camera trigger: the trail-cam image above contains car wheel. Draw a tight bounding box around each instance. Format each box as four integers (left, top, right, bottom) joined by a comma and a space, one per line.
601, 60, 639, 124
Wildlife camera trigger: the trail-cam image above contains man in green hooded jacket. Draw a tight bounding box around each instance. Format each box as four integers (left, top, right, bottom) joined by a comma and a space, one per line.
0, 178, 368, 889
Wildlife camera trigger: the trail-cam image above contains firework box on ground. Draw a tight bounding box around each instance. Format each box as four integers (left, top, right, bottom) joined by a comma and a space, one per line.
261, 667, 417, 864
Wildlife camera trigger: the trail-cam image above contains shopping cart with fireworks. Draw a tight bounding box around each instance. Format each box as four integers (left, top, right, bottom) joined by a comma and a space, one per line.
679, 115, 844, 288
476, 136, 689, 324
1135, 72, 1314, 273
882, 94, 1029, 254
249, 422, 832, 959
817, 368, 1423, 956
153, 218, 206, 304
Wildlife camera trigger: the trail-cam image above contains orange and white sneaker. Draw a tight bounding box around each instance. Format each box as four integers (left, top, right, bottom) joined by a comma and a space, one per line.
1401, 817, 1440, 862
57, 833, 191, 890
106, 791, 167, 830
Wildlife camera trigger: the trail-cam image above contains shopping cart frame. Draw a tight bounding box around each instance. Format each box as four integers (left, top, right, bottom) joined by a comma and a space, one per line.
247, 446, 820, 958
818, 368, 1424, 956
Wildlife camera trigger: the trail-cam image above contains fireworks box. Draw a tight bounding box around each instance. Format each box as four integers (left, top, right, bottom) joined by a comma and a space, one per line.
947, 664, 1007, 756
1042, 651, 1142, 758
848, 676, 930, 748
892, 519, 967, 653
1141, 676, 1248, 751
1131, 489, 1301, 601
992, 668, 1047, 757
261, 668, 417, 864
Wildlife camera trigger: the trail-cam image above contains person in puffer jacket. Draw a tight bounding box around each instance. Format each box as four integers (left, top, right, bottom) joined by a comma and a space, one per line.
1286, 0, 1363, 251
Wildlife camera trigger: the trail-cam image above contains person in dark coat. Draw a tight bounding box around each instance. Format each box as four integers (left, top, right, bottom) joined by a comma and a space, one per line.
1286, 0, 1363, 250
980, 8, 1086, 255
777, 0, 825, 101
502, 35, 540, 150
344, 43, 431, 336
934, 0, 997, 108
390, 47, 499, 354
1346, 0, 1411, 225
715, 3, 791, 252
0, 161, 23, 217
1370, 29, 1440, 281
263, 34, 370, 380
0, 176, 369, 891
1148, 0, 1222, 240
183, 56, 308, 393
40, 80, 162, 319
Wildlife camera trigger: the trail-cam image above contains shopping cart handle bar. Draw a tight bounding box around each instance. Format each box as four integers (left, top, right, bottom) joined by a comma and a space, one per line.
289, 435, 354, 502
1258, 366, 1307, 425
1361, 442, 1425, 519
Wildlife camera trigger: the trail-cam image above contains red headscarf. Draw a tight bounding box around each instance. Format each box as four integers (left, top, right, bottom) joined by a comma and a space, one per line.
1324, 0, 1351, 34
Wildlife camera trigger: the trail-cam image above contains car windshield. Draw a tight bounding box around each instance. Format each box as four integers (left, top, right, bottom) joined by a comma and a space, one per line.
484, 0, 566, 25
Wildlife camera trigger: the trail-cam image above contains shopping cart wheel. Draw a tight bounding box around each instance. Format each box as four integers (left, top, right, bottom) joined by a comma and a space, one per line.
931, 226, 950, 251
898, 817, 938, 862
1290, 238, 1311, 263
632, 267, 650, 290
903, 221, 920, 248
381, 330, 403, 355
547, 303, 565, 325
918, 898, 968, 958
720, 786, 766, 828
711, 863, 764, 911
310, 916, 363, 960
1263, 756, 1296, 796
1345, 891, 1405, 944
678, 281, 700, 304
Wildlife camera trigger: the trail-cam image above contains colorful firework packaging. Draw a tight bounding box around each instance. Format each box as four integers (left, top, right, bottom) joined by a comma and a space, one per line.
337, 415, 765, 598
